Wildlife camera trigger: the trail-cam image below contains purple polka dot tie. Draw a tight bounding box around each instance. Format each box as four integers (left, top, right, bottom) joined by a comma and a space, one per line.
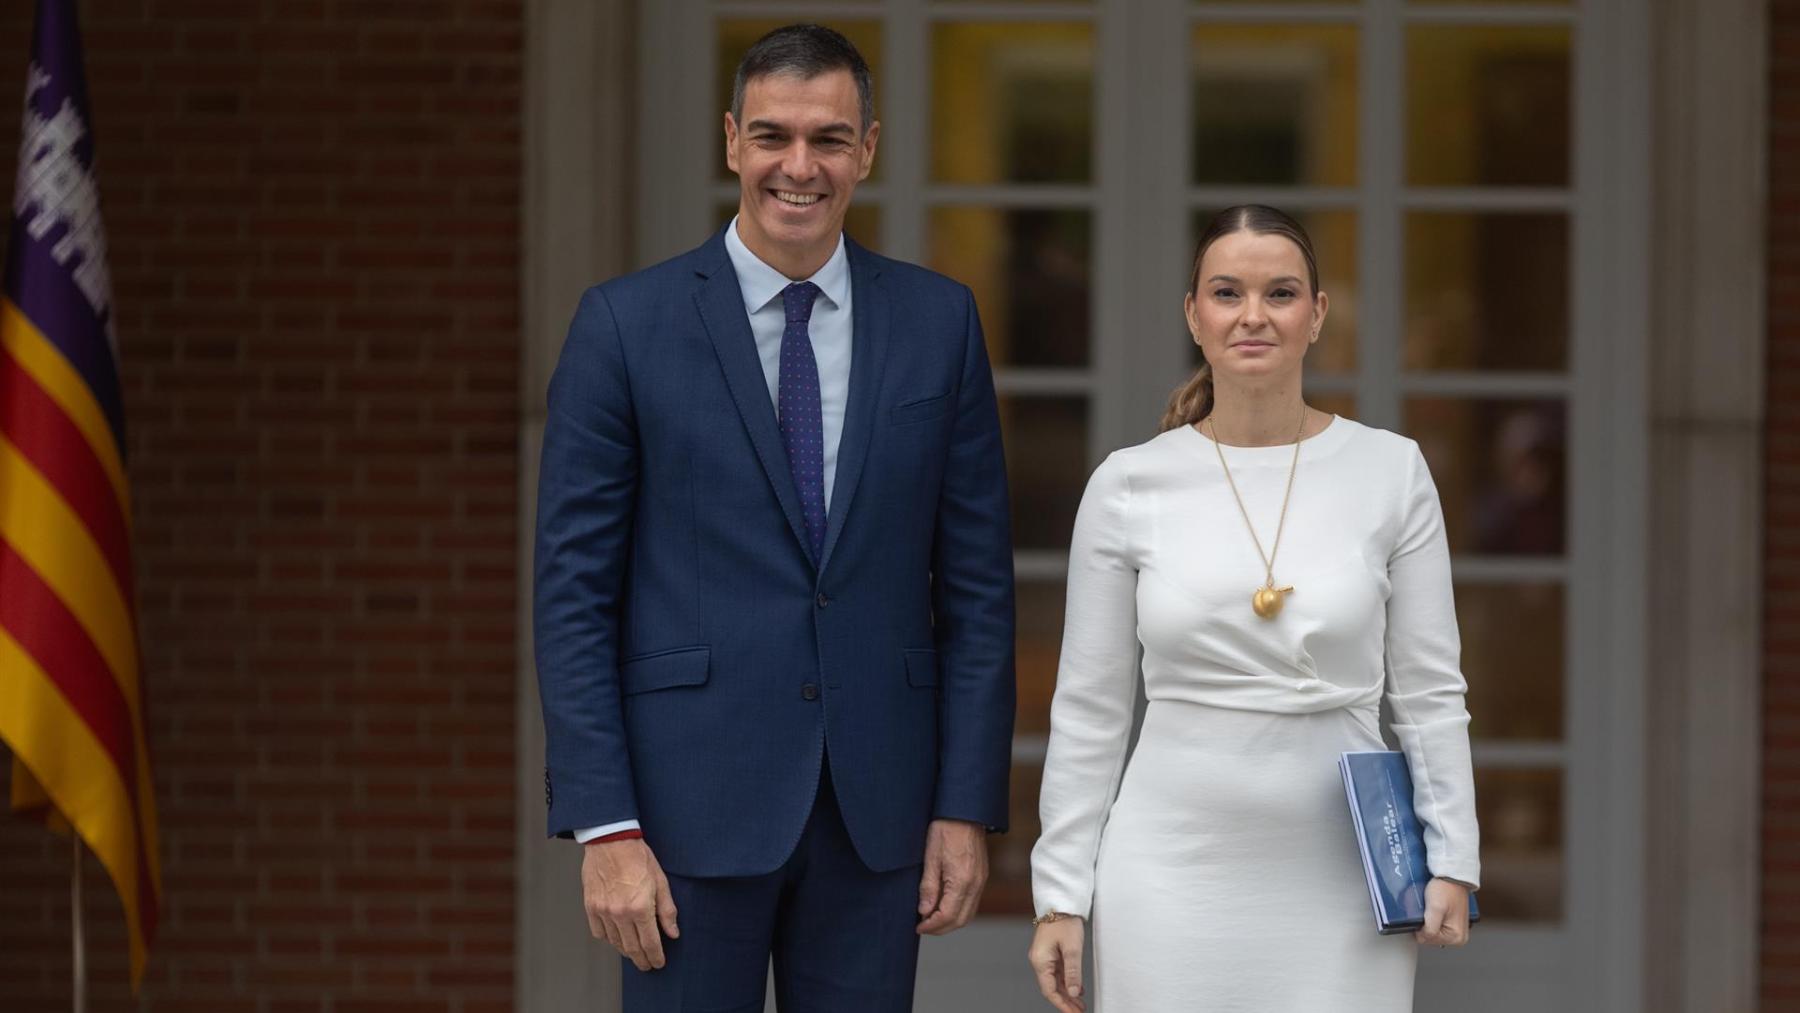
778, 281, 826, 558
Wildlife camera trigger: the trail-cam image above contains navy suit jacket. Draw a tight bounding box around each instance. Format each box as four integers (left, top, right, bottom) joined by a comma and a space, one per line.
534, 230, 1016, 878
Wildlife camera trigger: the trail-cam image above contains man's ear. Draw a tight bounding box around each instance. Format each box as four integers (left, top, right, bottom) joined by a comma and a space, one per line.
724, 111, 741, 175
857, 120, 881, 182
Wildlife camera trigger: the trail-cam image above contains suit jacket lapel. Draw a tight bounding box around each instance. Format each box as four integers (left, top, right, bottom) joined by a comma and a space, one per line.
819, 240, 889, 573
692, 238, 816, 565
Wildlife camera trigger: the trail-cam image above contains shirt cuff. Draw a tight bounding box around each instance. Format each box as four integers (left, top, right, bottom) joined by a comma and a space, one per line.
574, 819, 642, 844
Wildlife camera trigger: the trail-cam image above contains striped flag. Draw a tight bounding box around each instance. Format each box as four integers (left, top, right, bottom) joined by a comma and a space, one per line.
1, 0, 161, 987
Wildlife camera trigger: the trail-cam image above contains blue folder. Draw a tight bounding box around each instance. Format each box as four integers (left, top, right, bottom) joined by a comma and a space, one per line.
1339, 750, 1480, 935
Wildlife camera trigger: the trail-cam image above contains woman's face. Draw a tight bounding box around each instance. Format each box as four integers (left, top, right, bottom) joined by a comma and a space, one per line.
1183, 230, 1327, 389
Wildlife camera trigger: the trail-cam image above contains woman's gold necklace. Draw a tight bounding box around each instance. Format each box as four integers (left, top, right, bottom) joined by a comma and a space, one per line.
1206, 407, 1307, 620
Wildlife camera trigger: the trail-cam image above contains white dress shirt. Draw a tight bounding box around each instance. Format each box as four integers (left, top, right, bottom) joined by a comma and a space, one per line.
575, 221, 855, 844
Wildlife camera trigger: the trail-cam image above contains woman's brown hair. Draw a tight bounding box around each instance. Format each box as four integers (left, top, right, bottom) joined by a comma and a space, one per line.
1159, 205, 1320, 432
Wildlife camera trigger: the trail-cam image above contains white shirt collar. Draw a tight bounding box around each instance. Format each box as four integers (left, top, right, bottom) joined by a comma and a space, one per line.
724, 215, 850, 315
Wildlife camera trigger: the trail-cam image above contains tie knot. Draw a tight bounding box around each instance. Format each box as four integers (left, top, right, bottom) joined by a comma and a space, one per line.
782, 281, 822, 324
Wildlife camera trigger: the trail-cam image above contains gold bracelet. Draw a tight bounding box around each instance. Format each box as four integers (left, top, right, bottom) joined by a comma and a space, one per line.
1032, 911, 1078, 926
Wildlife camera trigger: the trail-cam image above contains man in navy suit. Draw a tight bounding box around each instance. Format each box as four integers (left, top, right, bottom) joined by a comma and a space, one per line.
533, 23, 1016, 1011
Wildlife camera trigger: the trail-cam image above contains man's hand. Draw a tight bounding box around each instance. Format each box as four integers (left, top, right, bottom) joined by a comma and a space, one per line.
582, 838, 680, 971
916, 818, 988, 935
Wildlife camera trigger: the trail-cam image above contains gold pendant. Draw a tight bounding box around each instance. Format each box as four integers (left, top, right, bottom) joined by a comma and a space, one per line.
1251, 584, 1294, 619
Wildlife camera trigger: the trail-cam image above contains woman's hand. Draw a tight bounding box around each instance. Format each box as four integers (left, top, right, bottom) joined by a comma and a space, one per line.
1027, 916, 1088, 1012
1414, 878, 1472, 948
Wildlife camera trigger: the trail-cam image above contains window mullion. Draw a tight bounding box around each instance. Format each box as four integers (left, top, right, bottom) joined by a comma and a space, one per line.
1358, 0, 1404, 430
1105, 0, 1192, 456
880, 0, 928, 263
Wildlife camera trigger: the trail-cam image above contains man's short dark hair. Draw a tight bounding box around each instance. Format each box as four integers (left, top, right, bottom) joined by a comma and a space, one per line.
731, 24, 874, 135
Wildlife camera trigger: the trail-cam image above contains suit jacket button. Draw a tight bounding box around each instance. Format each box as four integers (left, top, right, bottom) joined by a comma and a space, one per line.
801, 683, 819, 701
816, 593, 830, 609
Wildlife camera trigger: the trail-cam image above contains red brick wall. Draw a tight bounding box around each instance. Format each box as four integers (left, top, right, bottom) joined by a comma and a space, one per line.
1772, 0, 1800, 1007
0, 2, 521, 1009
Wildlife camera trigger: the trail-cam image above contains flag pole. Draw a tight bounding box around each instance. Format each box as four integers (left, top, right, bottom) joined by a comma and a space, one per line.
71, 833, 86, 1013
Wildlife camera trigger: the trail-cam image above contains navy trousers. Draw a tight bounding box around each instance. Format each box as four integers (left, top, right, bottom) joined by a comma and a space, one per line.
622, 765, 925, 1013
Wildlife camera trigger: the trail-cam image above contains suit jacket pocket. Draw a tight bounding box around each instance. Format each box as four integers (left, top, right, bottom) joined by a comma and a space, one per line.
903, 648, 940, 688
890, 391, 952, 425
620, 646, 711, 695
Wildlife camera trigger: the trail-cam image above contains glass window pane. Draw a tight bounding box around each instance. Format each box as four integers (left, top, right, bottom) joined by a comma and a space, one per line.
930, 208, 1090, 369
1405, 398, 1566, 556
1472, 767, 1563, 923
844, 203, 883, 250
1016, 579, 1069, 738
1165, 373, 1356, 426
1001, 396, 1088, 550
715, 201, 881, 250
1458, 582, 1563, 740
716, 20, 885, 183
994, 576, 1071, 918
987, 761, 1044, 915
932, 23, 1095, 184
1405, 212, 1567, 372
1407, 26, 1571, 187
1310, 391, 1357, 421
1192, 24, 1358, 186
1189, 208, 1358, 372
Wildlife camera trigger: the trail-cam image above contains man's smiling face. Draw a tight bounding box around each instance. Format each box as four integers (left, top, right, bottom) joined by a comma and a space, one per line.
724, 69, 878, 277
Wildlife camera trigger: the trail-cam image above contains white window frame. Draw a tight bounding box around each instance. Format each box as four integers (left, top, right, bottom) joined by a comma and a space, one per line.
509, 0, 1747, 1008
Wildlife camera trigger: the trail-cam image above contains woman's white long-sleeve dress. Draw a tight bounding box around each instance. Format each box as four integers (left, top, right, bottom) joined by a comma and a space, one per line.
1031, 417, 1481, 1011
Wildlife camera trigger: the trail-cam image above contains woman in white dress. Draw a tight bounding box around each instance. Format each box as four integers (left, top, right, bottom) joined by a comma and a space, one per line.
1026, 205, 1480, 1012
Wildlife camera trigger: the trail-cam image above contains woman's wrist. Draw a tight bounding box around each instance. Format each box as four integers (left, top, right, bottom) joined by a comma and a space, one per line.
1032, 910, 1083, 926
